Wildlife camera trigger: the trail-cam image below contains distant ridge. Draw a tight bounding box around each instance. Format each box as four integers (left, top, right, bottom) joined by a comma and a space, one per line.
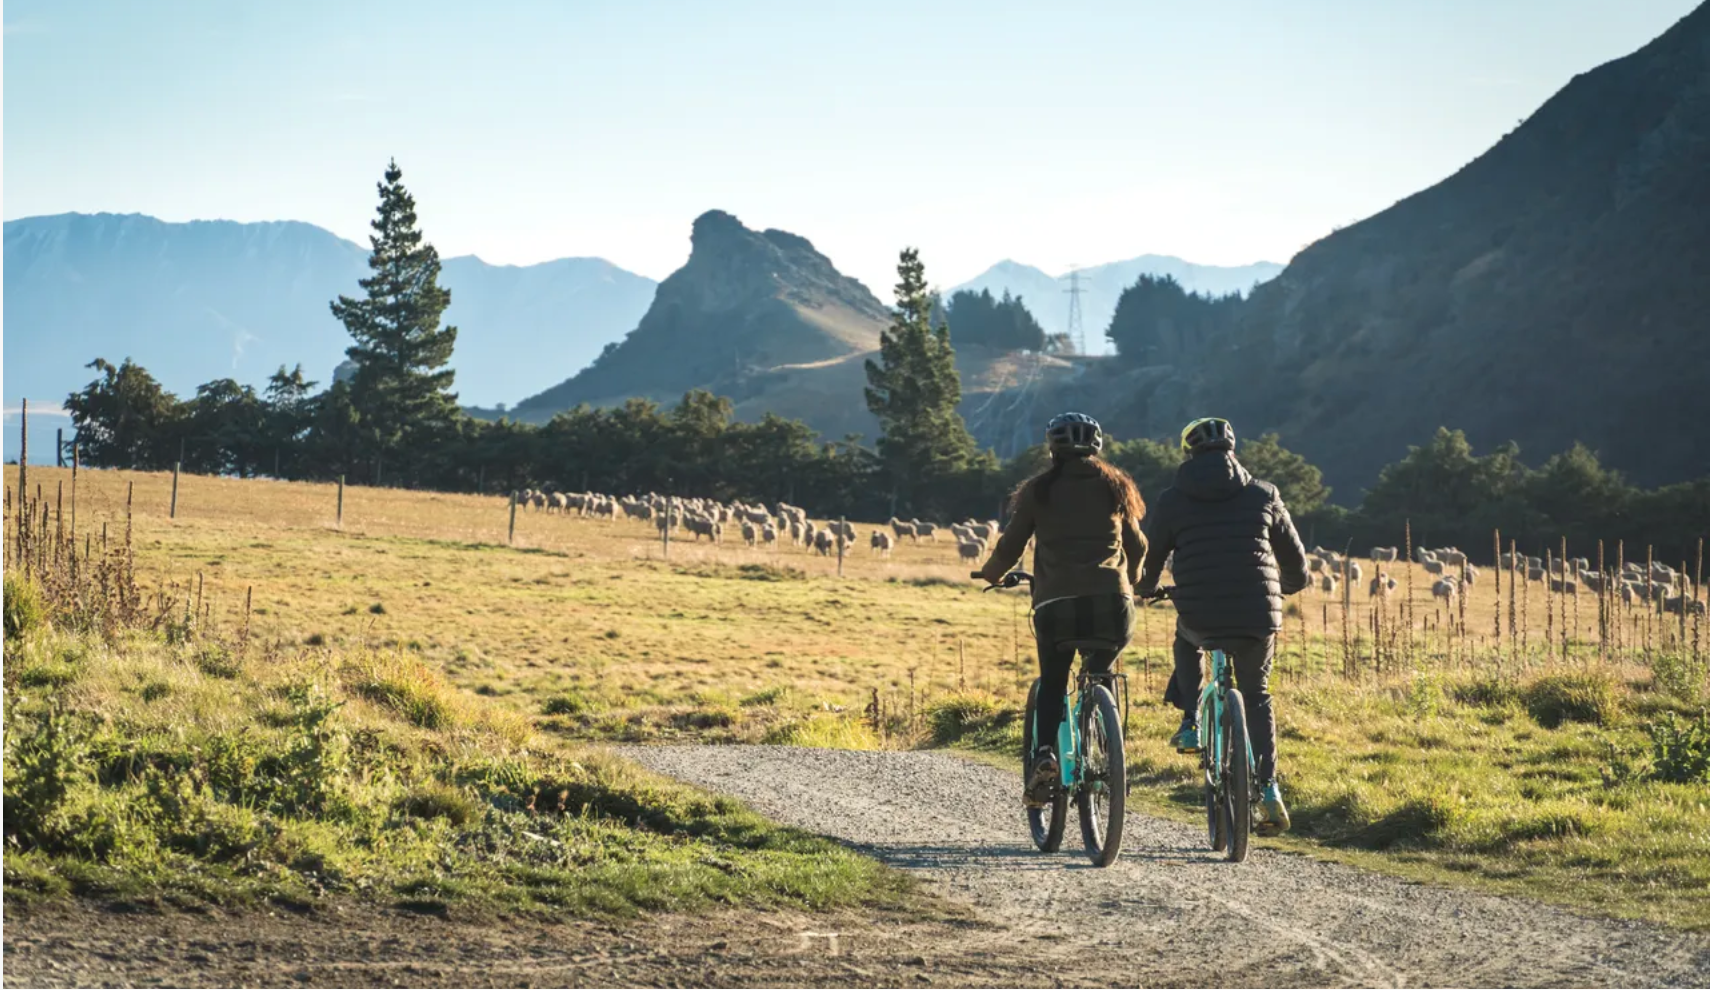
3, 212, 657, 460
949, 255, 1283, 354
510, 209, 892, 418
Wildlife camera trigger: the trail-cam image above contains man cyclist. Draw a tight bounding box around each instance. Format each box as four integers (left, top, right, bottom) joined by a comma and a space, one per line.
976, 412, 1148, 806
1135, 417, 1309, 834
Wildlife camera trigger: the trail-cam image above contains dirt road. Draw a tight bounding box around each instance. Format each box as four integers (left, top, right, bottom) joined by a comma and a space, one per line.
630, 745, 1710, 988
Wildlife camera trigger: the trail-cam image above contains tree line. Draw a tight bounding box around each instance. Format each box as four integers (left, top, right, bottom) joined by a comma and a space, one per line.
57, 160, 1708, 564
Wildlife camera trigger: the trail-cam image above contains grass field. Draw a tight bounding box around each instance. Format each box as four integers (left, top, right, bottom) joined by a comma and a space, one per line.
5, 464, 1708, 926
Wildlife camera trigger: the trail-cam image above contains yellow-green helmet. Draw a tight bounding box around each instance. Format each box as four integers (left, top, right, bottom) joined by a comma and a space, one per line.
1180, 417, 1235, 455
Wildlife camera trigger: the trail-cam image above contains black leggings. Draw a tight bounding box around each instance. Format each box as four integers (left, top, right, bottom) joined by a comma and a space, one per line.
1167, 625, 1278, 784
1031, 594, 1133, 753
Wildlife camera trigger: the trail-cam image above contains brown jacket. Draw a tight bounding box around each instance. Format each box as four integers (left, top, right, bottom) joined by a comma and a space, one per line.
978, 457, 1147, 603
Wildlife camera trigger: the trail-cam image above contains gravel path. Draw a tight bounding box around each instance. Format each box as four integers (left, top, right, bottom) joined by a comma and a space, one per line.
629, 745, 1710, 989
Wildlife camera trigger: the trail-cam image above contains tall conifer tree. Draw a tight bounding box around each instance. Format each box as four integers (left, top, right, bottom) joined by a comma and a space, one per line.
330, 160, 460, 482
864, 247, 978, 511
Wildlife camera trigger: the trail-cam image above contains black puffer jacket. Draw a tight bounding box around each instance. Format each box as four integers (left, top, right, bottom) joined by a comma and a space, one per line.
1136, 451, 1310, 636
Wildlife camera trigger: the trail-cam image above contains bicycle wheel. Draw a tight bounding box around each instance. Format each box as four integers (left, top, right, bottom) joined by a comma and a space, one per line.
1204, 701, 1225, 852
1022, 679, 1067, 853
1223, 688, 1253, 863
1075, 684, 1126, 867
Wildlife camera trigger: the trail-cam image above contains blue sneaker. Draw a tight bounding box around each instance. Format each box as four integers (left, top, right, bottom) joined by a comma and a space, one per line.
1170, 718, 1201, 754
1258, 780, 1291, 835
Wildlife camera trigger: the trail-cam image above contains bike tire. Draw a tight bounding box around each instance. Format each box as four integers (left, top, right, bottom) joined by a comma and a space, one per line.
1022, 679, 1067, 853
1223, 688, 1253, 864
1075, 684, 1126, 867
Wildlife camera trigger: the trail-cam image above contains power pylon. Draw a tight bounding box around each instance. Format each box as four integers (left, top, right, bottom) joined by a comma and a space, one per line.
1064, 268, 1089, 357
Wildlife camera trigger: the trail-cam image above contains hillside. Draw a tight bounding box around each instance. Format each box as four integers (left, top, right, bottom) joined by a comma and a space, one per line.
1197, 4, 1710, 495
509, 210, 893, 419
950, 255, 1283, 355
2, 213, 656, 459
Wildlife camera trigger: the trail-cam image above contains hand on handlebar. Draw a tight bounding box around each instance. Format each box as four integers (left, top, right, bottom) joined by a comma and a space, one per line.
972, 570, 1031, 591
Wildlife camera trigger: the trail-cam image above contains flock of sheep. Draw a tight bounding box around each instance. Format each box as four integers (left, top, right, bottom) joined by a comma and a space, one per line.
1299, 543, 1705, 615
509, 489, 1003, 563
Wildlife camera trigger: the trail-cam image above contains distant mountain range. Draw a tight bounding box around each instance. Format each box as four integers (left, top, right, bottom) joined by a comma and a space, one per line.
948, 256, 1283, 355
3, 212, 658, 461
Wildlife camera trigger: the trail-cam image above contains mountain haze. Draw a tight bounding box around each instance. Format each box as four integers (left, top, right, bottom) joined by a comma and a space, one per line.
3, 213, 656, 460
950, 255, 1282, 353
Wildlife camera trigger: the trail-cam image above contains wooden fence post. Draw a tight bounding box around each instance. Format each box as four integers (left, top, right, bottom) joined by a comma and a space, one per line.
336, 475, 345, 529
508, 491, 518, 545
170, 462, 181, 518
56, 428, 64, 468
663, 494, 673, 559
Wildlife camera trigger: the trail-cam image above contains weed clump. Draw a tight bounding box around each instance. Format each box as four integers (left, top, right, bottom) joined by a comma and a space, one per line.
4, 572, 47, 640
1524, 672, 1622, 728
1647, 709, 1710, 784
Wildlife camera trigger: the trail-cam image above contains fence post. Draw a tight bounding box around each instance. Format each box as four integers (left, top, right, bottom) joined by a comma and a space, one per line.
170, 462, 181, 518
837, 516, 846, 576
56, 428, 64, 468
508, 491, 518, 546
664, 494, 673, 559
336, 475, 345, 529
70, 443, 78, 540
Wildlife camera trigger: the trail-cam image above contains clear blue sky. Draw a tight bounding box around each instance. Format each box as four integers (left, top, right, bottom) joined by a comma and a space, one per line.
4, 0, 1699, 293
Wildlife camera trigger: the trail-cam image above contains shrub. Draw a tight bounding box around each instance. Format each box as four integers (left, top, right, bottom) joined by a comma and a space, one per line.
1647, 709, 1710, 784
396, 782, 483, 826
1451, 676, 1520, 709
1650, 651, 1707, 703
740, 685, 790, 707
924, 695, 1006, 746
1524, 672, 1621, 729
348, 653, 457, 730
542, 691, 594, 716
195, 644, 243, 679
761, 716, 880, 750
3, 709, 92, 848
4, 572, 47, 640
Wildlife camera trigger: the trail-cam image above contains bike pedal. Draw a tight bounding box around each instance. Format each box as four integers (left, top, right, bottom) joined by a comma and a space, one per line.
1175, 745, 1203, 755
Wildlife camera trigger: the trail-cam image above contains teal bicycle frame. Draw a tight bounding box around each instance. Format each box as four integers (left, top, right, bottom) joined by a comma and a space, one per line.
1199, 648, 1257, 803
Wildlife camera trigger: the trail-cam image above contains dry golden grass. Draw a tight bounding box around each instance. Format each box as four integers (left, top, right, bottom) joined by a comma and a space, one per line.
7, 465, 1702, 734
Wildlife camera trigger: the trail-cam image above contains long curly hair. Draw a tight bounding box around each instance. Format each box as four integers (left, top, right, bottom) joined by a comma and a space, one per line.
1011, 451, 1145, 521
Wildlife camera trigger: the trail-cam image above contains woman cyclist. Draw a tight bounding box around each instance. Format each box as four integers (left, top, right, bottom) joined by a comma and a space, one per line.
975, 412, 1148, 804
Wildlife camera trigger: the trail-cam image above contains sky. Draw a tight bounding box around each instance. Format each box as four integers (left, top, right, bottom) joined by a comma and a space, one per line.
3, 0, 1700, 294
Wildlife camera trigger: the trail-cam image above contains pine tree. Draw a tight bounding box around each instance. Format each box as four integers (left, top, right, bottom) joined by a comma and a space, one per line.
864, 247, 979, 512
330, 159, 460, 484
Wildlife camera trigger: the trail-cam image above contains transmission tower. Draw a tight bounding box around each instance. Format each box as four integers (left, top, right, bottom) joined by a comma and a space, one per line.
1064, 268, 1089, 357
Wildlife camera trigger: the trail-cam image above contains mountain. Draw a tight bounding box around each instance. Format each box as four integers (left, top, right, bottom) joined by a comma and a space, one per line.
1195, 3, 1710, 496
949, 255, 1283, 354
3, 213, 656, 461
510, 210, 892, 419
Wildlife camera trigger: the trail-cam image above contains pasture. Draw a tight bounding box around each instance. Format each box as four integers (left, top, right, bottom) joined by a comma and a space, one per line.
6, 464, 1709, 926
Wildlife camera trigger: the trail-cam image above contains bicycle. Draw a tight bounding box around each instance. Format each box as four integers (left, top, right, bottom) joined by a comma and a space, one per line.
974, 570, 1129, 867
1144, 585, 1257, 863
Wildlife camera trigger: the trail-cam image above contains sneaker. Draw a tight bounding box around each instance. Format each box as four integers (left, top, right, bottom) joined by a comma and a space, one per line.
1258, 780, 1291, 835
1025, 747, 1060, 806
1170, 718, 1201, 754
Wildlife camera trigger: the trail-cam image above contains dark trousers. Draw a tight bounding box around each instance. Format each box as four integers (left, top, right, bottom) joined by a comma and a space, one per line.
1032, 594, 1133, 753
1166, 622, 1278, 784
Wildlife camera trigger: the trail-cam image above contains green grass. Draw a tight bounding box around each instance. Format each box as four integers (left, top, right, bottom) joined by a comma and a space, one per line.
934, 673, 1710, 930
1, 592, 905, 917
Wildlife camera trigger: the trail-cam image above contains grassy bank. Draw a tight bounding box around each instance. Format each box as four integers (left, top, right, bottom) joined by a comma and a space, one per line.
926, 668, 1710, 929
2, 571, 902, 916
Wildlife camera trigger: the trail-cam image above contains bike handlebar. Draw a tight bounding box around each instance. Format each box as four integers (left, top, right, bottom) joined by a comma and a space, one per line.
973, 570, 1033, 591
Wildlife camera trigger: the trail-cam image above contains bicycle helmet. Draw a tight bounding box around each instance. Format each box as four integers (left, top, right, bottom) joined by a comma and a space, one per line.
1046, 412, 1103, 456
1180, 416, 1236, 455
